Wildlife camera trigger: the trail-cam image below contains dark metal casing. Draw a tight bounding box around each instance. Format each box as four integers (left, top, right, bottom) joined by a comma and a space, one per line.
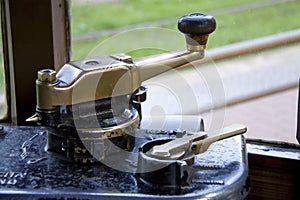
0, 125, 249, 199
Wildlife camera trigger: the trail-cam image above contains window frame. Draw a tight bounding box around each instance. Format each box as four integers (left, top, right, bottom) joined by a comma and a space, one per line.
0, 0, 70, 124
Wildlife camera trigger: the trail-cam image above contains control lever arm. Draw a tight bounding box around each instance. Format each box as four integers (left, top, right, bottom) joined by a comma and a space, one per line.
149, 124, 247, 160
33, 13, 216, 111
136, 13, 216, 82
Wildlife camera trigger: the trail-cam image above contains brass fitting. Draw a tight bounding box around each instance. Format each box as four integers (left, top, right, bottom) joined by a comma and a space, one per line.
38, 69, 57, 82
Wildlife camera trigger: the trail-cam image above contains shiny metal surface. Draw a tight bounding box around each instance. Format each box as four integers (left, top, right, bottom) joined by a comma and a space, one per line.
35, 50, 205, 110
0, 125, 249, 199
35, 13, 215, 110
37, 69, 57, 82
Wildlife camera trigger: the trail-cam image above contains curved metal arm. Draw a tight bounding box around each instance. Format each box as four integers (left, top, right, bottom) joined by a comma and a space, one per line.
34, 13, 216, 110
148, 124, 247, 160
135, 50, 204, 82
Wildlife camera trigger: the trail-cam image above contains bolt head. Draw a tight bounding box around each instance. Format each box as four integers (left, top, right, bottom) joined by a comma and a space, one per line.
38, 69, 57, 82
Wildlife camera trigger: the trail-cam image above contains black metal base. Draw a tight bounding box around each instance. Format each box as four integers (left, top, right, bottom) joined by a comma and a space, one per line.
0, 125, 249, 199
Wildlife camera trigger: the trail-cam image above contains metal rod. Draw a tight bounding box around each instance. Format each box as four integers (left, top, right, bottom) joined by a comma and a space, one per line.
135, 50, 204, 82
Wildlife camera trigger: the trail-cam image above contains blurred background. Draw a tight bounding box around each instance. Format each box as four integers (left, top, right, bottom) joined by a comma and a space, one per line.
70, 0, 300, 59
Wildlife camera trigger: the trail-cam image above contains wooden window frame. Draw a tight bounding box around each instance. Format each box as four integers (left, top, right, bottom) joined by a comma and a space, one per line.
0, 0, 70, 125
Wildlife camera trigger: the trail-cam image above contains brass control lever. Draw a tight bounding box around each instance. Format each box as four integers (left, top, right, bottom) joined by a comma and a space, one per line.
135, 13, 216, 81
34, 13, 216, 111
148, 124, 247, 160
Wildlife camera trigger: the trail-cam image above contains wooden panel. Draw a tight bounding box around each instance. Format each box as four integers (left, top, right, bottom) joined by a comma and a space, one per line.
246, 143, 300, 199
1, 0, 70, 124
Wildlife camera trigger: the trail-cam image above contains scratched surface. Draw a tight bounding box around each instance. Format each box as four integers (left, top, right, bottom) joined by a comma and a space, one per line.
0, 125, 248, 200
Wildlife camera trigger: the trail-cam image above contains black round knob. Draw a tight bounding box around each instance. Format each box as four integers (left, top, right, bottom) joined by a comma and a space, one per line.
178, 13, 216, 47
178, 13, 216, 36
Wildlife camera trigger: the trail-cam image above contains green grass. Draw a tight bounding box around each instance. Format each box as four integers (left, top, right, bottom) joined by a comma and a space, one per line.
71, 0, 262, 35
210, 1, 300, 47
71, 0, 300, 60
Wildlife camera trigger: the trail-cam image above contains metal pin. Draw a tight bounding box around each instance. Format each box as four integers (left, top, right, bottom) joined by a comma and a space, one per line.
199, 118, 205, 131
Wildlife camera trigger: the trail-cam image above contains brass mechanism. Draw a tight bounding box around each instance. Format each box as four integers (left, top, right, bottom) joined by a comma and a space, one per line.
22, 13, 250, 198
34, 13, 216, 110
26, 13, 248, 164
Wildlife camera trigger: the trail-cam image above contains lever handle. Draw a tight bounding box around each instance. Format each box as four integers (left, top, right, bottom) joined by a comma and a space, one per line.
148, 124, 246, 160
178, 13, 216, 48
190, 124, 247, 155
34, 13, 217, 111
148, 131, 208, 160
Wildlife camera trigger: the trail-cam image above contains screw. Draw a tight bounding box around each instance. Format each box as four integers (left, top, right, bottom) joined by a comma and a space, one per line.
191, 144, 197, 151
38, 69, 57, 82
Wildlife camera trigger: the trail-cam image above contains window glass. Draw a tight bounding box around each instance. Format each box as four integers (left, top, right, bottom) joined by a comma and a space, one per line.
0, 7, 7, 120
71, 0, 300, 59
71, 0, 300, 144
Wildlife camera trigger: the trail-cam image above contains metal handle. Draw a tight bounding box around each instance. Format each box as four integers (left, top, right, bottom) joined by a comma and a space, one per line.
148, 124, 247, 160
149, 131, 207, 160
190, 124, 247, 155
34, 13, 216, 110
136, 13, 216, 81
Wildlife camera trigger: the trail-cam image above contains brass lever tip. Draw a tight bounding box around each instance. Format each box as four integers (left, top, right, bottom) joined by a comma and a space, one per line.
26, 114, 39, 122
